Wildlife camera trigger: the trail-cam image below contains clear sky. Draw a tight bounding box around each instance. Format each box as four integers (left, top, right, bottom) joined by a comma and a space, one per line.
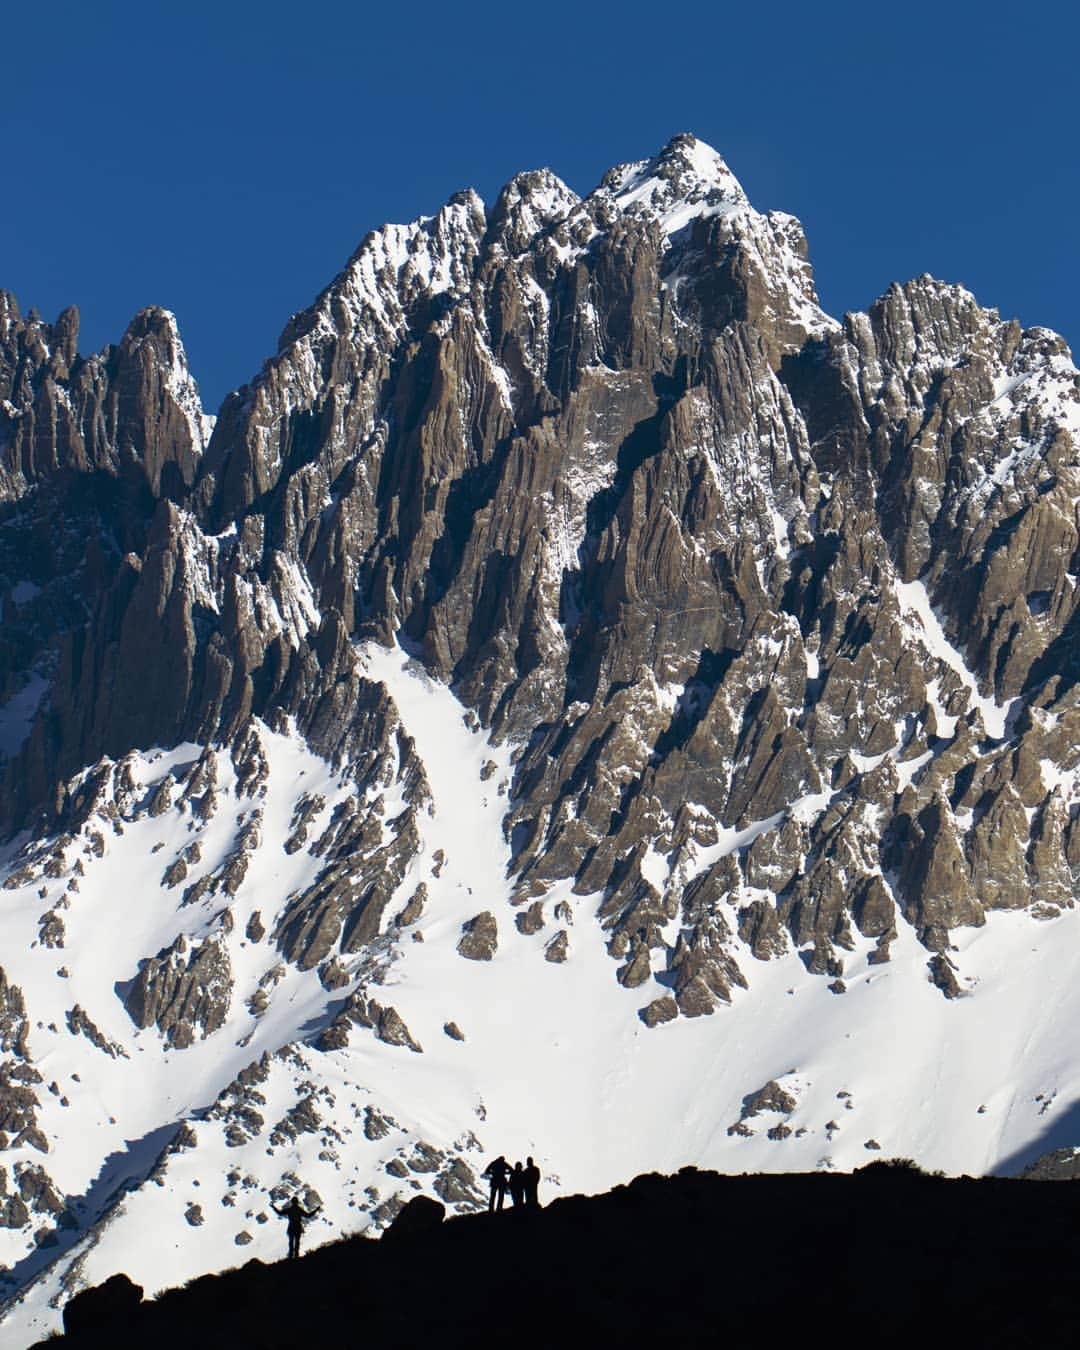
3, 0, 1075, 410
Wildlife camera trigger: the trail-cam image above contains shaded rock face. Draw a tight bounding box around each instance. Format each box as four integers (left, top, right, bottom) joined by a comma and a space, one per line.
1019, 1147, 1080, 1180
0, 298, 213, 830
1, 131, 1080, 1034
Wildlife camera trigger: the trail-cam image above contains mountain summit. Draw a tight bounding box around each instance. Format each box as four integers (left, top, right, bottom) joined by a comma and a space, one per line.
603, 132, 751, 224
1, 137, 1079, 1343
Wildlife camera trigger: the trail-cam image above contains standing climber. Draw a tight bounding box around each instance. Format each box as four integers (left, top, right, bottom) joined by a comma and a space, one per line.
509, 1160, 526, 1207
523, 1156, 541, 1208
272, 1193, 321, 1259
482, 1155, 511, 1213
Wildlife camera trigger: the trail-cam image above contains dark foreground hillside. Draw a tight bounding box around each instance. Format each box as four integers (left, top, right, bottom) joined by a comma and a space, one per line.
36, 1165, 1080, 1348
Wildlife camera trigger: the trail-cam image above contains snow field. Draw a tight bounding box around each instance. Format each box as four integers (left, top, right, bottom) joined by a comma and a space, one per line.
5, 642, 1080, 1344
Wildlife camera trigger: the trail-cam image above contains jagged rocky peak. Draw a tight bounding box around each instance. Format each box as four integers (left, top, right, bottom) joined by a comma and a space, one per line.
0, 292, 212, 501
280, 185, 490, 350
0, 294, 81, 404
599, 132, 751, 229
487, 168, 580, 254
350, 186, 488, 309
584, 132, 834, 354
116, 305, 216, 461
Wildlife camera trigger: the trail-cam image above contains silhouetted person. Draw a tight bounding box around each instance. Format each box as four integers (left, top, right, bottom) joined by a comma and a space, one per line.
509, 1161, 526, 1207
482, 1155, 510, 1213
523, 1156, 541, 1208
272, 1195, 320, 1259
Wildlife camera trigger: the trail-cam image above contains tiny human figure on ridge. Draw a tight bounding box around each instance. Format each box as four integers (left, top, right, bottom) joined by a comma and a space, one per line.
482, 1155, 510, 1212
272, 1193, 321, 1259
509, 1160, 526, 1207
523, 1156, 541, 1208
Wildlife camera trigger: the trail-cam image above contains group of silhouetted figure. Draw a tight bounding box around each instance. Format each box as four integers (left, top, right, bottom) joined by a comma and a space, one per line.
273, 1155, 541, 1259
481, 1155, 541, 1212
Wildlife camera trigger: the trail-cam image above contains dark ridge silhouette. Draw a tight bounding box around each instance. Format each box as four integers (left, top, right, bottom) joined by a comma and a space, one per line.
61, 1275, 142, 1338
31, 1164, 1080, 1349
381, 1194, 445, 1240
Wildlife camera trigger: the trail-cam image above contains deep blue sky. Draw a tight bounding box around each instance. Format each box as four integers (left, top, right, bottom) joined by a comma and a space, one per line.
3, 1, 1075, 411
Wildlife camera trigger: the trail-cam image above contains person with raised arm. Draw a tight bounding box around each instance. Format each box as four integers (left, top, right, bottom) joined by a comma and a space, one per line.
272, 1192, 321, 1259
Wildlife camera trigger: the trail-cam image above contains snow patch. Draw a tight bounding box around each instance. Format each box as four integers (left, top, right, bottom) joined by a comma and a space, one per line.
895, 577, 1015, 739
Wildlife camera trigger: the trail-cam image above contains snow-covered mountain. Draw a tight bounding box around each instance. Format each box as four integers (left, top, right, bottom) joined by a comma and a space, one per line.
2, 133, 1080, 1344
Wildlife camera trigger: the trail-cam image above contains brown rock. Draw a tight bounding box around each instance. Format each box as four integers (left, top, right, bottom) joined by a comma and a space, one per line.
639, 996, 678, 1027
515, 901, 545, 935
544, 931, 569, 963
457, 912, 498, 961
397, 884, 428, 927
617, 943, 651, 987
737, 901, 789, 960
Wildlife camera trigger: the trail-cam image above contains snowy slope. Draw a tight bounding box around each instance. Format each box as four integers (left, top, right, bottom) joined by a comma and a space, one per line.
3, 641, 1080, 1345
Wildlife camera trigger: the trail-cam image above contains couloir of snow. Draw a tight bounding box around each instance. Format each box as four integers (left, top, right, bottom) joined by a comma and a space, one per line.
3, 641, 1080, 1346
895, 577, 1015, 739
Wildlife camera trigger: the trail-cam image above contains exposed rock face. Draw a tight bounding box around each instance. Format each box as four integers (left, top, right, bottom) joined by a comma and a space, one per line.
0, 966, 46, 1157
457, 913, 498, 962
0, 966, 72, 1240
316, 992, 422, 1053
66, 1005, 128, 1058
208, 1056, 270, 1148
640, 996, 678, 1028
432, 1158, 484, 1208
544, 930, 569, 963
1019, 1148, 1080, 1180
0, 297, 209, 500
741, 1081, 797, 1117
0, 298, 214, 833
122, 934, 233, 1047
3, 134, 1079, 1031
274, 765, 423, 970
363, 1106, 392, 1140
396, 884, 427, 927
0, 966, 30, 1060
269, 1095, 322, 1147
